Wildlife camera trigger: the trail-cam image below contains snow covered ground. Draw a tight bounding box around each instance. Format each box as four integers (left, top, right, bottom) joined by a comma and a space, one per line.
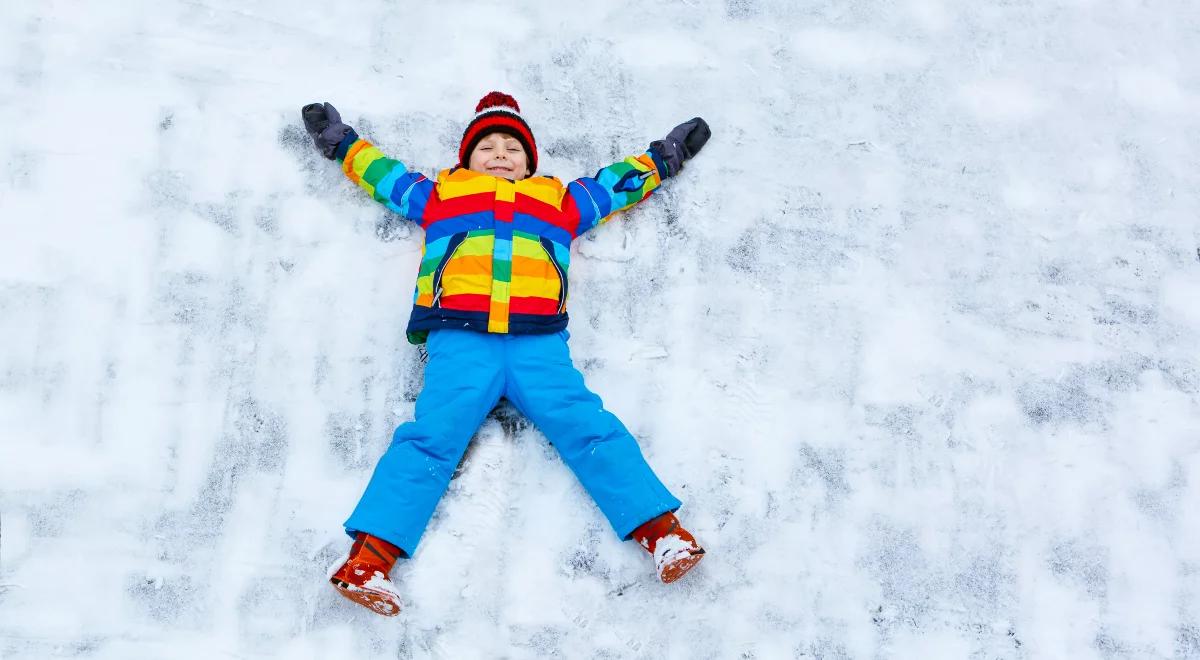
2, 0, 1199, 657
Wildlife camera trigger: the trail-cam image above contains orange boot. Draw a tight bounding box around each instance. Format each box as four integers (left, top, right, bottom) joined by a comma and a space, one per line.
329, 532, 405, 616
632, 512, 705, 584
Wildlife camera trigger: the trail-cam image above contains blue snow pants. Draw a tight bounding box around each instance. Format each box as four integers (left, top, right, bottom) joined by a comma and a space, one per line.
344, 329, 682, 556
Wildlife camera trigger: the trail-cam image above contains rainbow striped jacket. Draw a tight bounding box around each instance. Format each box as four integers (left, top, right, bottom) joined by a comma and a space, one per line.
334, 131, 664, 344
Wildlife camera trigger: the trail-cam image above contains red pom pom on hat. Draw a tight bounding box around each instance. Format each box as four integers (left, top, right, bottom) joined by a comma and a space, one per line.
459, 90, 538, 174
475, 91, 521, 114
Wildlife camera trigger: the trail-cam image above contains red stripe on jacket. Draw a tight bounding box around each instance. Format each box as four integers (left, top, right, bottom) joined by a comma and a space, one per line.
509, 296, 560, 315
421, 191, 495, 228
438, 293, 491, 313
515, 193, 576, 234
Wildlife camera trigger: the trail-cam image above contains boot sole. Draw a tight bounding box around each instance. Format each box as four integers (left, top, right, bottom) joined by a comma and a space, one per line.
327, 552, 402, 617
331, 577, 402, 617
660, 549, 705, 584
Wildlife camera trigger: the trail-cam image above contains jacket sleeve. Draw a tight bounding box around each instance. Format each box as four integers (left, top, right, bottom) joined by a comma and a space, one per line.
563, 152, 663, 237
334, 129, 434, 224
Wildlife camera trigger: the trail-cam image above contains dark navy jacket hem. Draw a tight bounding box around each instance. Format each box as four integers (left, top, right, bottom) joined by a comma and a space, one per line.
405, 307, 569, 344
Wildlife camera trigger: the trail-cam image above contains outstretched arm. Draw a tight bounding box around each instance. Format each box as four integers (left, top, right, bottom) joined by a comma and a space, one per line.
565, 152, 662, 237
566, 117, 711, 237
301, 102, 433, 224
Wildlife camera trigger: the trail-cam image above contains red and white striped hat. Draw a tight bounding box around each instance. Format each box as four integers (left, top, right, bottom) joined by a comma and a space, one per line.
458, 91, 538, 174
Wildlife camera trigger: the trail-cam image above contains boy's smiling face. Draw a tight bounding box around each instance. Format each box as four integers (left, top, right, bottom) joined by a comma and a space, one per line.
467, 131, 530, 181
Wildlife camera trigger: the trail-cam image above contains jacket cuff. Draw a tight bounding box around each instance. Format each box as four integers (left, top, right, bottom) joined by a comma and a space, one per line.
647, 143, 671, 178
334, 127, 359, 162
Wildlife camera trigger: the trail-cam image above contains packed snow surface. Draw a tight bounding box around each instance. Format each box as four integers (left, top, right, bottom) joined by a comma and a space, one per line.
2, 0, 1199, 658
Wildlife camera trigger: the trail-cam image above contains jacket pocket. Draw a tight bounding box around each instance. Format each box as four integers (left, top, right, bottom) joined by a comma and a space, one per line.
432, 232, 468, 307
539, 237, 568, 315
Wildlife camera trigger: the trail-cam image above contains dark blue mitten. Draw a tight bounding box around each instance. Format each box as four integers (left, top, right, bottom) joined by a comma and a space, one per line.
649, 117, 711, 177
301, 102, 353, 160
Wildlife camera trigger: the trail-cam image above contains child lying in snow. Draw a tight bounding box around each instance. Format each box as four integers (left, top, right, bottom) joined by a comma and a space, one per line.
301, 92, 711, 616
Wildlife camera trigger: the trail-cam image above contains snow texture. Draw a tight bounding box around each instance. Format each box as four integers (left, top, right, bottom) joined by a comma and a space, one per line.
1, 0, 1199, 658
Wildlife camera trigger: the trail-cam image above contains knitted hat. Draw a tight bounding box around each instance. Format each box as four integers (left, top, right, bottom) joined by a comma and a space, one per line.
458, 91, 538, 175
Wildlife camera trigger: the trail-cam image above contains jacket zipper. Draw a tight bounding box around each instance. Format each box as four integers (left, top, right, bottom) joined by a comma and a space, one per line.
431, 232, 468, 308
540, 238, 568, 315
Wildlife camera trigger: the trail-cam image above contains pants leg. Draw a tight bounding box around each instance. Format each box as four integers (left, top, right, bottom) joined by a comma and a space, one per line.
344, 329, 504, 555
502, 332, 682, 540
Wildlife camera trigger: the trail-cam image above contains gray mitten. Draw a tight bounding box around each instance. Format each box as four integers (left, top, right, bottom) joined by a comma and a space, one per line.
649, 117, 711, 177
301, 102, 353, 160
